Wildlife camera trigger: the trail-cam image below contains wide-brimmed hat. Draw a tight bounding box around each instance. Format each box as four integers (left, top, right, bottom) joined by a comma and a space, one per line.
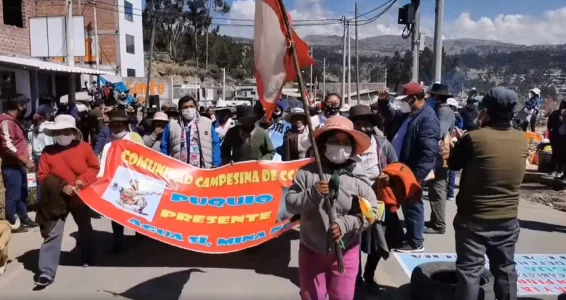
44, 114, 82, 138
447, 97, 460, 108
313, 115, 371, 155
530, 88, 541, 96
285, 107, 307, 122
348, 105, 373, 120
214, 100, 231, 111
427, 83, 452, 97
236, 105, 257, 121
109, 109, 129, 123
151, 112, 169, 123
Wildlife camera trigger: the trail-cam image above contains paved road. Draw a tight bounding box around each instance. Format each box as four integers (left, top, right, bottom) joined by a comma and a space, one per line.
2, 191, 566, 299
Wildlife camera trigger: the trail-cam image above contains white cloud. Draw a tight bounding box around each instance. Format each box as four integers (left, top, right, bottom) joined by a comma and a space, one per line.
220, 1, 566, 45
443, 6, 566, 45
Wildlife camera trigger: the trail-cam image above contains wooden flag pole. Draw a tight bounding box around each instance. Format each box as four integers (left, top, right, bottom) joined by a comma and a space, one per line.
276, 0, 345, 274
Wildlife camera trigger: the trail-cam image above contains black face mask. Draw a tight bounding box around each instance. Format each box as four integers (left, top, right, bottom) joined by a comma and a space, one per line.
324, 107, 339, 116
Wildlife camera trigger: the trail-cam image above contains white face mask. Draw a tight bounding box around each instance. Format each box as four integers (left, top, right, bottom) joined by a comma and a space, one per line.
112, 131, 128, 139
324, 144, 352, 164
182, 108, 197, 121
54, 135, 75, 146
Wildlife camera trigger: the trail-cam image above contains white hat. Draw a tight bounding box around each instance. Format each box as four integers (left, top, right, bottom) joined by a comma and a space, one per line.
44, 114, 82, 138
530, 88, 541, 95
152, 112, 169, 122
215, 100, 231, 110
447, 97, 460, 108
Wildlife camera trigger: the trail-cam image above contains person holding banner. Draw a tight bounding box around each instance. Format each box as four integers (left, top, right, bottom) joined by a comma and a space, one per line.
285, 115, 379, 300
104, 109, 144, 254
35, 115, 99, 287
221, 105, 275, 165
160, 96, 221, 169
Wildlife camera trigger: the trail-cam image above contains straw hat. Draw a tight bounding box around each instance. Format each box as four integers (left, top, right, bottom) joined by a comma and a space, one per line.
44, 114, 82, 139
313, 115, 371, 155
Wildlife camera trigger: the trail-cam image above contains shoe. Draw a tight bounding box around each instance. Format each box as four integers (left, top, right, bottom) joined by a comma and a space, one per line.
35, 275, 53, 287
424, 227, 445, 234
11, 226, 28, 233
424, 221, 432, 228
557, 173, 564, 178
8, 217, 20, 230
550, 172, 558, 177
21, 218, 38, 228
447, 196, 455, 201
395, 243, 425, 253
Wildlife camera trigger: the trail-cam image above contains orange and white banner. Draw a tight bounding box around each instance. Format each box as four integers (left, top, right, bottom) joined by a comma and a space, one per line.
79, 140, 312, 253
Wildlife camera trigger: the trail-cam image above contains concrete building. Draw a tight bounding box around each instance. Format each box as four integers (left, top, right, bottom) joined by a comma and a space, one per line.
36, 0, 145, 78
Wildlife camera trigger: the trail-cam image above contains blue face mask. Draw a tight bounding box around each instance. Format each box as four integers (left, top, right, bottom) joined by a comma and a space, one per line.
427, 97, 437, 109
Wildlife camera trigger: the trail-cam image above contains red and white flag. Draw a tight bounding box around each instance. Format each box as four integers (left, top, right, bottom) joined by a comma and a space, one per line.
254, 0, 314, 120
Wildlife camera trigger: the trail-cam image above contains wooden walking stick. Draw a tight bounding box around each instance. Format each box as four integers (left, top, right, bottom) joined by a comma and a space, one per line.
276, 0, 345, 274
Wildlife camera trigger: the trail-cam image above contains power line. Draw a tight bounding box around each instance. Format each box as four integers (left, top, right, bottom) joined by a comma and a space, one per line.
357, 0, 397, 26
349, 0, 395, 21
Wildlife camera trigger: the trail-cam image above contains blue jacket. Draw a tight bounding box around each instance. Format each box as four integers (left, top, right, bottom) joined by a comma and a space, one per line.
160, 121, 221, 168
385, 104, 441, 183
94, 126, 111, 156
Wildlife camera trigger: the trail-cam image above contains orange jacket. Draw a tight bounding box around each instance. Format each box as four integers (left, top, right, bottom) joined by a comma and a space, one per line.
375, 162, 422, 212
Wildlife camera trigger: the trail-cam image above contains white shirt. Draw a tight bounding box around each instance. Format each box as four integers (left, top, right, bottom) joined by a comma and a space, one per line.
356, 135, 380, 183
29, 121, 54, 156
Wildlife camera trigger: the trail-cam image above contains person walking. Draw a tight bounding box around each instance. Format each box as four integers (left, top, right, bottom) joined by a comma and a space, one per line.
160, 96, 221, 168
547, 100, 566, 177
449, 87, 527, 300
378, 83, 440, 253
314, 93, 342, 129
221, 105, 275, 164
0, 94, 38, 232
29, 104, 56, 205
285, 115, 379, 300
447, 97, 463, 201
282, 108, 311, 161
104, 109, 143, 253
425, 83, 455, 235
143, 112, 169, 151
348, 105, 400, 288
526, 88, 543, 132
34, 114, 100, 286
87, 99, 104, 149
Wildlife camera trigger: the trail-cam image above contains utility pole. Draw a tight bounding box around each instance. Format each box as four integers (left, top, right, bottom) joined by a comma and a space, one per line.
66, 0, 76, 105
384, 68, 388, 88
222, 67, 226, 101
355, 2, 360, 104
411, 0, 421, 82
92, 0, 99, 70
341, 17, 346, 100
309, 46, 313, 100
433, 0, 444, 83
323, 57, 326, 97
205, 0, 212, 70
144, 4, 156, 117
347, 20, 351, 105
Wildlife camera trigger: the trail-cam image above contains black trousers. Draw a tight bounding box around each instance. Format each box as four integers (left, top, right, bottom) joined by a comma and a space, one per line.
454, 215, 520, 300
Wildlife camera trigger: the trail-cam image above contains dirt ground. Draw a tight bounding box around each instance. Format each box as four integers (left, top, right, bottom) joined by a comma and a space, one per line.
520, 182, 566, 212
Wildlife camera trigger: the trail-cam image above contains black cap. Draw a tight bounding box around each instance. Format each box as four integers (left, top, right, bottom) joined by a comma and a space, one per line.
4, 94, 29, 110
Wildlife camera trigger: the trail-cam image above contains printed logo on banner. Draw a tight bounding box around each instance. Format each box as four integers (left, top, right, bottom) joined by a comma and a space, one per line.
101, 166, 167, 222
394, 253, 566, 295
79, 140, 309, 254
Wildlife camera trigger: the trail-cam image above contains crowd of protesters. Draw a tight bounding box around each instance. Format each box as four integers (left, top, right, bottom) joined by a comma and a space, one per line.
0, 82, 529, 300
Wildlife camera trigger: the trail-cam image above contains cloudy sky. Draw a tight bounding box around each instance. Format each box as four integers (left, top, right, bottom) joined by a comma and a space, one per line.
215, 0, 566, 45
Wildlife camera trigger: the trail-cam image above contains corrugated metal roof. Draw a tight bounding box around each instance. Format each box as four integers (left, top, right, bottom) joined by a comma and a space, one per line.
0, 55, 114, 75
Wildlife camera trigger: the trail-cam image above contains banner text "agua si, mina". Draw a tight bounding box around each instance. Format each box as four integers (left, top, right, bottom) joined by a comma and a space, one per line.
120, 150, 298, 188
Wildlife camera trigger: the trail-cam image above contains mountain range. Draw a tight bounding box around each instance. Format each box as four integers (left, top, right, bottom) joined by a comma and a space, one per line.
234, 34, 563, 56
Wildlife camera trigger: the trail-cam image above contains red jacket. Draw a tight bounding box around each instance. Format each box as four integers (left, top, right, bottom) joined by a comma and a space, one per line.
0, 113, 30, 167
376, 162, 422, 213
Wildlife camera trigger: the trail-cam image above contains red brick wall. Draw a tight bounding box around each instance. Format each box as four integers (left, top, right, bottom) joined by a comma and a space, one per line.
35, 0, 118, 65
0, 0, 36, 56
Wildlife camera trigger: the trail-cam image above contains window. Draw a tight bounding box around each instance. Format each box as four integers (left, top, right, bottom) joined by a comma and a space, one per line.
0, 71, 16, 97
3, 0, 23, 28
124, 1, 133, 22
126, 35, 135, 54
126, 69, 136, 77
